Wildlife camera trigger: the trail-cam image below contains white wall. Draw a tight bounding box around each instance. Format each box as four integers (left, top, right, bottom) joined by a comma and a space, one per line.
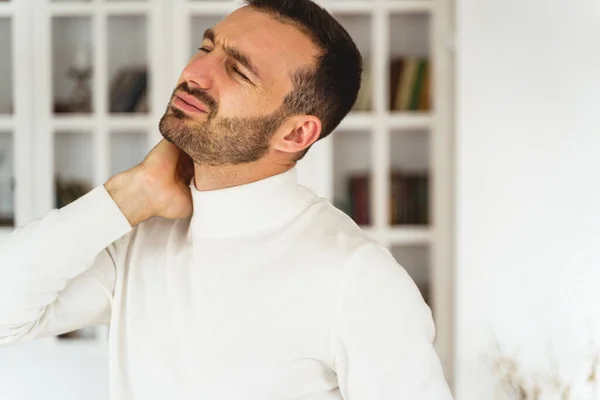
456, 0, 600, 398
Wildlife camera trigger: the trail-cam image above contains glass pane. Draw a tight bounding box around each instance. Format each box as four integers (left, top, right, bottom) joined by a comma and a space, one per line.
389, 13, 431, 112
52, 0, 91, 3
333, 130, 373, 226
52, 17, 93, 115
54, 131, 94, 340
54, 131, 94, 209
333, 14, 372, 113
190, 15, 225, 59
0, 133, 14, 227
0, 18, 12, 115
110, 132, 147, 176
390, 130, 430, 226
108, 16, 149, 114
390, 245, 431, 307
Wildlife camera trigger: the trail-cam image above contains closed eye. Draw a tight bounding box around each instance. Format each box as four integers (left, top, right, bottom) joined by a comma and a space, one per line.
196, 47, 252, 83
232, 67, 250, 82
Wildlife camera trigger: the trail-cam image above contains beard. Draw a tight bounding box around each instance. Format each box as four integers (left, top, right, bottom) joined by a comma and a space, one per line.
159, 83, 287, 166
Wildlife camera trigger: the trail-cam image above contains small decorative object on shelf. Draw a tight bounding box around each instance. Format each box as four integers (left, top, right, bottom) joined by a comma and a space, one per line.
67, 46, 93, 114
109, 67, 148, 114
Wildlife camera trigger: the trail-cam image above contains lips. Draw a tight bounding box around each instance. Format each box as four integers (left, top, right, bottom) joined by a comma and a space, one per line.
174, 92, 209, 113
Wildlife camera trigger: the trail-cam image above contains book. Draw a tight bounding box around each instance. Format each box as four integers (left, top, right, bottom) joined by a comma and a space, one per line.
345, 171, 429, 226
353, 58, 372, 112
389, 58, 405, 110
390, 57, 431, 111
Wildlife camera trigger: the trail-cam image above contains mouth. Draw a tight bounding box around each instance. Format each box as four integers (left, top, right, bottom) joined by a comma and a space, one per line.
173, 92, 209, 114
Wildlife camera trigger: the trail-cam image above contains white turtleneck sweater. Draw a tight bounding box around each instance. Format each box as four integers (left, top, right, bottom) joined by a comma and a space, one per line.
0, 168, 452, 400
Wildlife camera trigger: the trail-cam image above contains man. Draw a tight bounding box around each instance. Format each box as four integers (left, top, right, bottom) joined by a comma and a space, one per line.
0, 0, 453, 398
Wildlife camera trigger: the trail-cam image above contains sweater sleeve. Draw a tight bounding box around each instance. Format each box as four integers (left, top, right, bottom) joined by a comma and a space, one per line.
0, 185, 133, 344
332, 242, 453, 399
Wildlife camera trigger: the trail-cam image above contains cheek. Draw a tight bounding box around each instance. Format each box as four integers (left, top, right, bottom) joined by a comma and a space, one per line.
217, 86, 268, 118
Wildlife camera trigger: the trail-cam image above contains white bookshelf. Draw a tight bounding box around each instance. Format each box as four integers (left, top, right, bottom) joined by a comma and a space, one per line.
6, 0, 455, 388
0, 0, 34, 241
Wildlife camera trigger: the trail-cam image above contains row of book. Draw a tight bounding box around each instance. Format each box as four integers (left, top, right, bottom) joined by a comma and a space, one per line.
353, 57, 432, 112
344, 171, 429, 226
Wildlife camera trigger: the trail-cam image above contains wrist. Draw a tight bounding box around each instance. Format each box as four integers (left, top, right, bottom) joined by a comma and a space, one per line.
104, 169, 155, 226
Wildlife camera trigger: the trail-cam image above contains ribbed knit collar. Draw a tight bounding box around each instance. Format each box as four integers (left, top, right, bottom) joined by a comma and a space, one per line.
189, 168, 315, 237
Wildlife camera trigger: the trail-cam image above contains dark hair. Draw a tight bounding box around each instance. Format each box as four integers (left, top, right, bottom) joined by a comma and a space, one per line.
244, 0, 363, 160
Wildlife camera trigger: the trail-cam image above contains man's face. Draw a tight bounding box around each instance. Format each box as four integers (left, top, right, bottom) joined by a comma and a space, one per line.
159, 7, 318, 166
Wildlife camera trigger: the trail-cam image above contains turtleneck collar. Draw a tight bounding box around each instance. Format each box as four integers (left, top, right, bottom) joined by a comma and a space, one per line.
189, 168, 316, 237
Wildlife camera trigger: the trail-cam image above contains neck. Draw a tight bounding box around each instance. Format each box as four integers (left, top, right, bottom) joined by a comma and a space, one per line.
188, 163, 317, 237
193, 160, 296, 192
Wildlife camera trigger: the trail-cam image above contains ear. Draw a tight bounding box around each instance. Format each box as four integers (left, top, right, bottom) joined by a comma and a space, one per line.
272, 115, 322, 155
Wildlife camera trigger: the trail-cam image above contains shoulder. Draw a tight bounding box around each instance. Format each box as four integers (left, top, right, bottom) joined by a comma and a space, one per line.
289, 195, 376, 260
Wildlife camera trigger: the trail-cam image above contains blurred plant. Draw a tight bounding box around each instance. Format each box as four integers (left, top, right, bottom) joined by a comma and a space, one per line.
490, 343, 600, 400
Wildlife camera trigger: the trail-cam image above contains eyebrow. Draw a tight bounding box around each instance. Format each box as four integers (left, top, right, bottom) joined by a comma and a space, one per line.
203, 28, 262, 80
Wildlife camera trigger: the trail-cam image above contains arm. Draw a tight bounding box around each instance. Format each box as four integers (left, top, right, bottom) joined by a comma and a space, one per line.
0, 186, 132, 343
0, 140, 193, 345
333, 243, 453, 399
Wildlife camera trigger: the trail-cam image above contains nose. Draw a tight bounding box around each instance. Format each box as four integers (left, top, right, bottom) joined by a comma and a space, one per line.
181, 54, 216, 91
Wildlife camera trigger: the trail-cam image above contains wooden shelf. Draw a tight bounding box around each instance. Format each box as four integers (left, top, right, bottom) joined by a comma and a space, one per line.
387, 226, 431, 245
338, 112, 432, 131
0, 116, 13, 131
188, 1, 239, 16
387, 0, 433, 13
362, 226, 432, 245
49, 2, 150, 17
322, 1, 375, 14
187, 1, 433, 16
48, 113, 430, 133
52, 115, 152, 131
338, 112, 375, 131
0, 2, 14, 18
326, 1, 433, 14
387, 112, 433, 130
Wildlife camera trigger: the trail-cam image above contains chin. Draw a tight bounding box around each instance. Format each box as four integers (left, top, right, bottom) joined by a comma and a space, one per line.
159, 114, 183, 142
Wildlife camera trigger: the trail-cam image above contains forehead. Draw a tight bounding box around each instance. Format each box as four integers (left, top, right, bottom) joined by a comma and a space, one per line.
212, 7, 319, 84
